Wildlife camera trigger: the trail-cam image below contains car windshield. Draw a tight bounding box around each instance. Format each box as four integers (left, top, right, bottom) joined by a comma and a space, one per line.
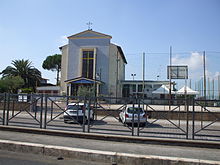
67, 105, 84, 110
127, 107, 143, 114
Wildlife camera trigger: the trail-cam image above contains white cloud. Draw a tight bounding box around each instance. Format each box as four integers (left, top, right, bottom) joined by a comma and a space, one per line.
172, 52, 203, 70
60, 35, 68, 45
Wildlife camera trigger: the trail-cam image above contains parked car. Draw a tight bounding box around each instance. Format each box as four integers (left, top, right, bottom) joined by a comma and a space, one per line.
119, 106, 147, 126
63, 103, 94, 124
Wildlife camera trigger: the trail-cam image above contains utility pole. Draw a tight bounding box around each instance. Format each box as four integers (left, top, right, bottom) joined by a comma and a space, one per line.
203, 51, 206, 99
218, 75, 220, 100
189, 79, 191, 88
169, 46, 172, 110
212, 79, 215, 99
142, 52, 145, 99
208, 77, 210, 99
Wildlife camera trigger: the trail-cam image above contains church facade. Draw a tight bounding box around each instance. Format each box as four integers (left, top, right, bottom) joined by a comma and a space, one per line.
60, 30, 127, 97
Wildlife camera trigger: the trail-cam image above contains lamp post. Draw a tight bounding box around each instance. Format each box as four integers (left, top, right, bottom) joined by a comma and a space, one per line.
131, 74, 136, 81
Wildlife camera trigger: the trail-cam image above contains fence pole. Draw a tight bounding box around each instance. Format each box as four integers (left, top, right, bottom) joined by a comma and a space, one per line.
44, 94, 48, 129
6, 93, 10, 126
95, 97, 98, 120
82, 97, 86, 132
40, 94, 43, 129
132, 97, 135, 136
33, 94, 37, 119
192, 98, 195, 140
12, 99, 15, 117
137, 98, 141, 136
2, 93, 7, 125
87, 98, 91, 133
186, 98, 189, 139
178, 104, 180, 127
66, 95, 69, 106
201, 104, 203, 128
50, 99, 53, 120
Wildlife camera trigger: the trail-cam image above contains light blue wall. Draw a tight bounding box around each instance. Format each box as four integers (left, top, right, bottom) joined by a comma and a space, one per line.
67, 38, 110, 95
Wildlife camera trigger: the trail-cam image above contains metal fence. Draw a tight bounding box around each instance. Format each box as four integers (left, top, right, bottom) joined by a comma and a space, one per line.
0, 93, 220, 141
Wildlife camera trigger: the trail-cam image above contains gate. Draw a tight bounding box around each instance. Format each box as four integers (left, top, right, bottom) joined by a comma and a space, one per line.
130, 98, 190, 139
192, 99, 220, 141
3, 93, 44, 128
43, 95, 90, 132
88, 96, 135, 136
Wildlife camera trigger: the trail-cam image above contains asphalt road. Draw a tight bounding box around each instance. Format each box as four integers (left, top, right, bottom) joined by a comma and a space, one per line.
0, 150, 109, 165
0, 130, 220, 162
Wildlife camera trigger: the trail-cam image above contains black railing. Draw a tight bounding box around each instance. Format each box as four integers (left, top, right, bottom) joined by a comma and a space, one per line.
0, 93, 220, 141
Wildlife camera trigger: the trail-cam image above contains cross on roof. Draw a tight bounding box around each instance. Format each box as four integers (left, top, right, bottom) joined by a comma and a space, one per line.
86, 22, 92, 30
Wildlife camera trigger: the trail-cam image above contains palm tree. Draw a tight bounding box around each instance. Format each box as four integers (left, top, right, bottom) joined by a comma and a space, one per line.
42, 54, 61, 85
1, 59, 42, 91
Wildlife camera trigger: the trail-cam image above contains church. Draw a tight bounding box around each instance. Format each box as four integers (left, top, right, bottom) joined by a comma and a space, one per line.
60, 29, 127, 97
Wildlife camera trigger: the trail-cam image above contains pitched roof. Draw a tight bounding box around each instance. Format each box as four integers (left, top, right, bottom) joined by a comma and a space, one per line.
152, 85, 176, 94
116, 45, 127, 64
67, 30, 112, 39
64, 77, 103, 84
177, 86, 199, 95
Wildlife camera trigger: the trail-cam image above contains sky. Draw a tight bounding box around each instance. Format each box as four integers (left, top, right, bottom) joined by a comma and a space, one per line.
0, 0, 220, 90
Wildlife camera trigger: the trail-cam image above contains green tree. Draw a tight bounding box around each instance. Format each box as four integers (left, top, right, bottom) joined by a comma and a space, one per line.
0, 76, 24, 93
77, 86, 95, 97
42, 54, 61, 85
0, 59, 41, 91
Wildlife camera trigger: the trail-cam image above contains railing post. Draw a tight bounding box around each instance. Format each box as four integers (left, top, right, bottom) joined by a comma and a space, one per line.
2, 93, 7, 125
186, 98, 189, 139
132, 97, 135, 136
44, 94, 48, 129
12, 98, 15, 117
6, 93, 10, 126
50, 99, 53, 120
33, 94, 37, 119
87, 98, 91, 133
95, 96, 98, 120
192, 98, 195, 140
66, 95, 69, 106
40, 94, 43, 129
137, 98, 141, 136
82, 97, 87, 132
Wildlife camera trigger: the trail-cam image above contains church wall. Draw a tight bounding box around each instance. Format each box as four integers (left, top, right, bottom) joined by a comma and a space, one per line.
60, 45, 68, 95
67, 38, 111, 95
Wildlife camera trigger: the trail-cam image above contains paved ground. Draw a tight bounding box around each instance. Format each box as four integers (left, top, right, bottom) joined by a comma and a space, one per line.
2, 113, 220, 141
0, 130, 220, 162
0, 150, 108, 165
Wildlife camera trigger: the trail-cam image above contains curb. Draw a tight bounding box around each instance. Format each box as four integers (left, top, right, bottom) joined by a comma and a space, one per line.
0, 125, 220, 149
0, 139, 220, 165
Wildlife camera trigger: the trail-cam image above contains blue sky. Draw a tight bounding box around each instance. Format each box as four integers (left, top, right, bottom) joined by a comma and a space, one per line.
0, 0, 220, 88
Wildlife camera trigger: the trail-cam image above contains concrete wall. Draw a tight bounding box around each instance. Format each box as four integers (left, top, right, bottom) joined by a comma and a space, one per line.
109, 44, 125, 98
60, 45, 68, 95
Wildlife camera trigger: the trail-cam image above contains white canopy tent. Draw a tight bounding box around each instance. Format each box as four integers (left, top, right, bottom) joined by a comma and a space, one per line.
152, 85, 176, 94
176, 86, 199, 95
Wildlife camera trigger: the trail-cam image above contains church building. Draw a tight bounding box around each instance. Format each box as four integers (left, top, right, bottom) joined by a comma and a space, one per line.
60, 29, 127, 97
